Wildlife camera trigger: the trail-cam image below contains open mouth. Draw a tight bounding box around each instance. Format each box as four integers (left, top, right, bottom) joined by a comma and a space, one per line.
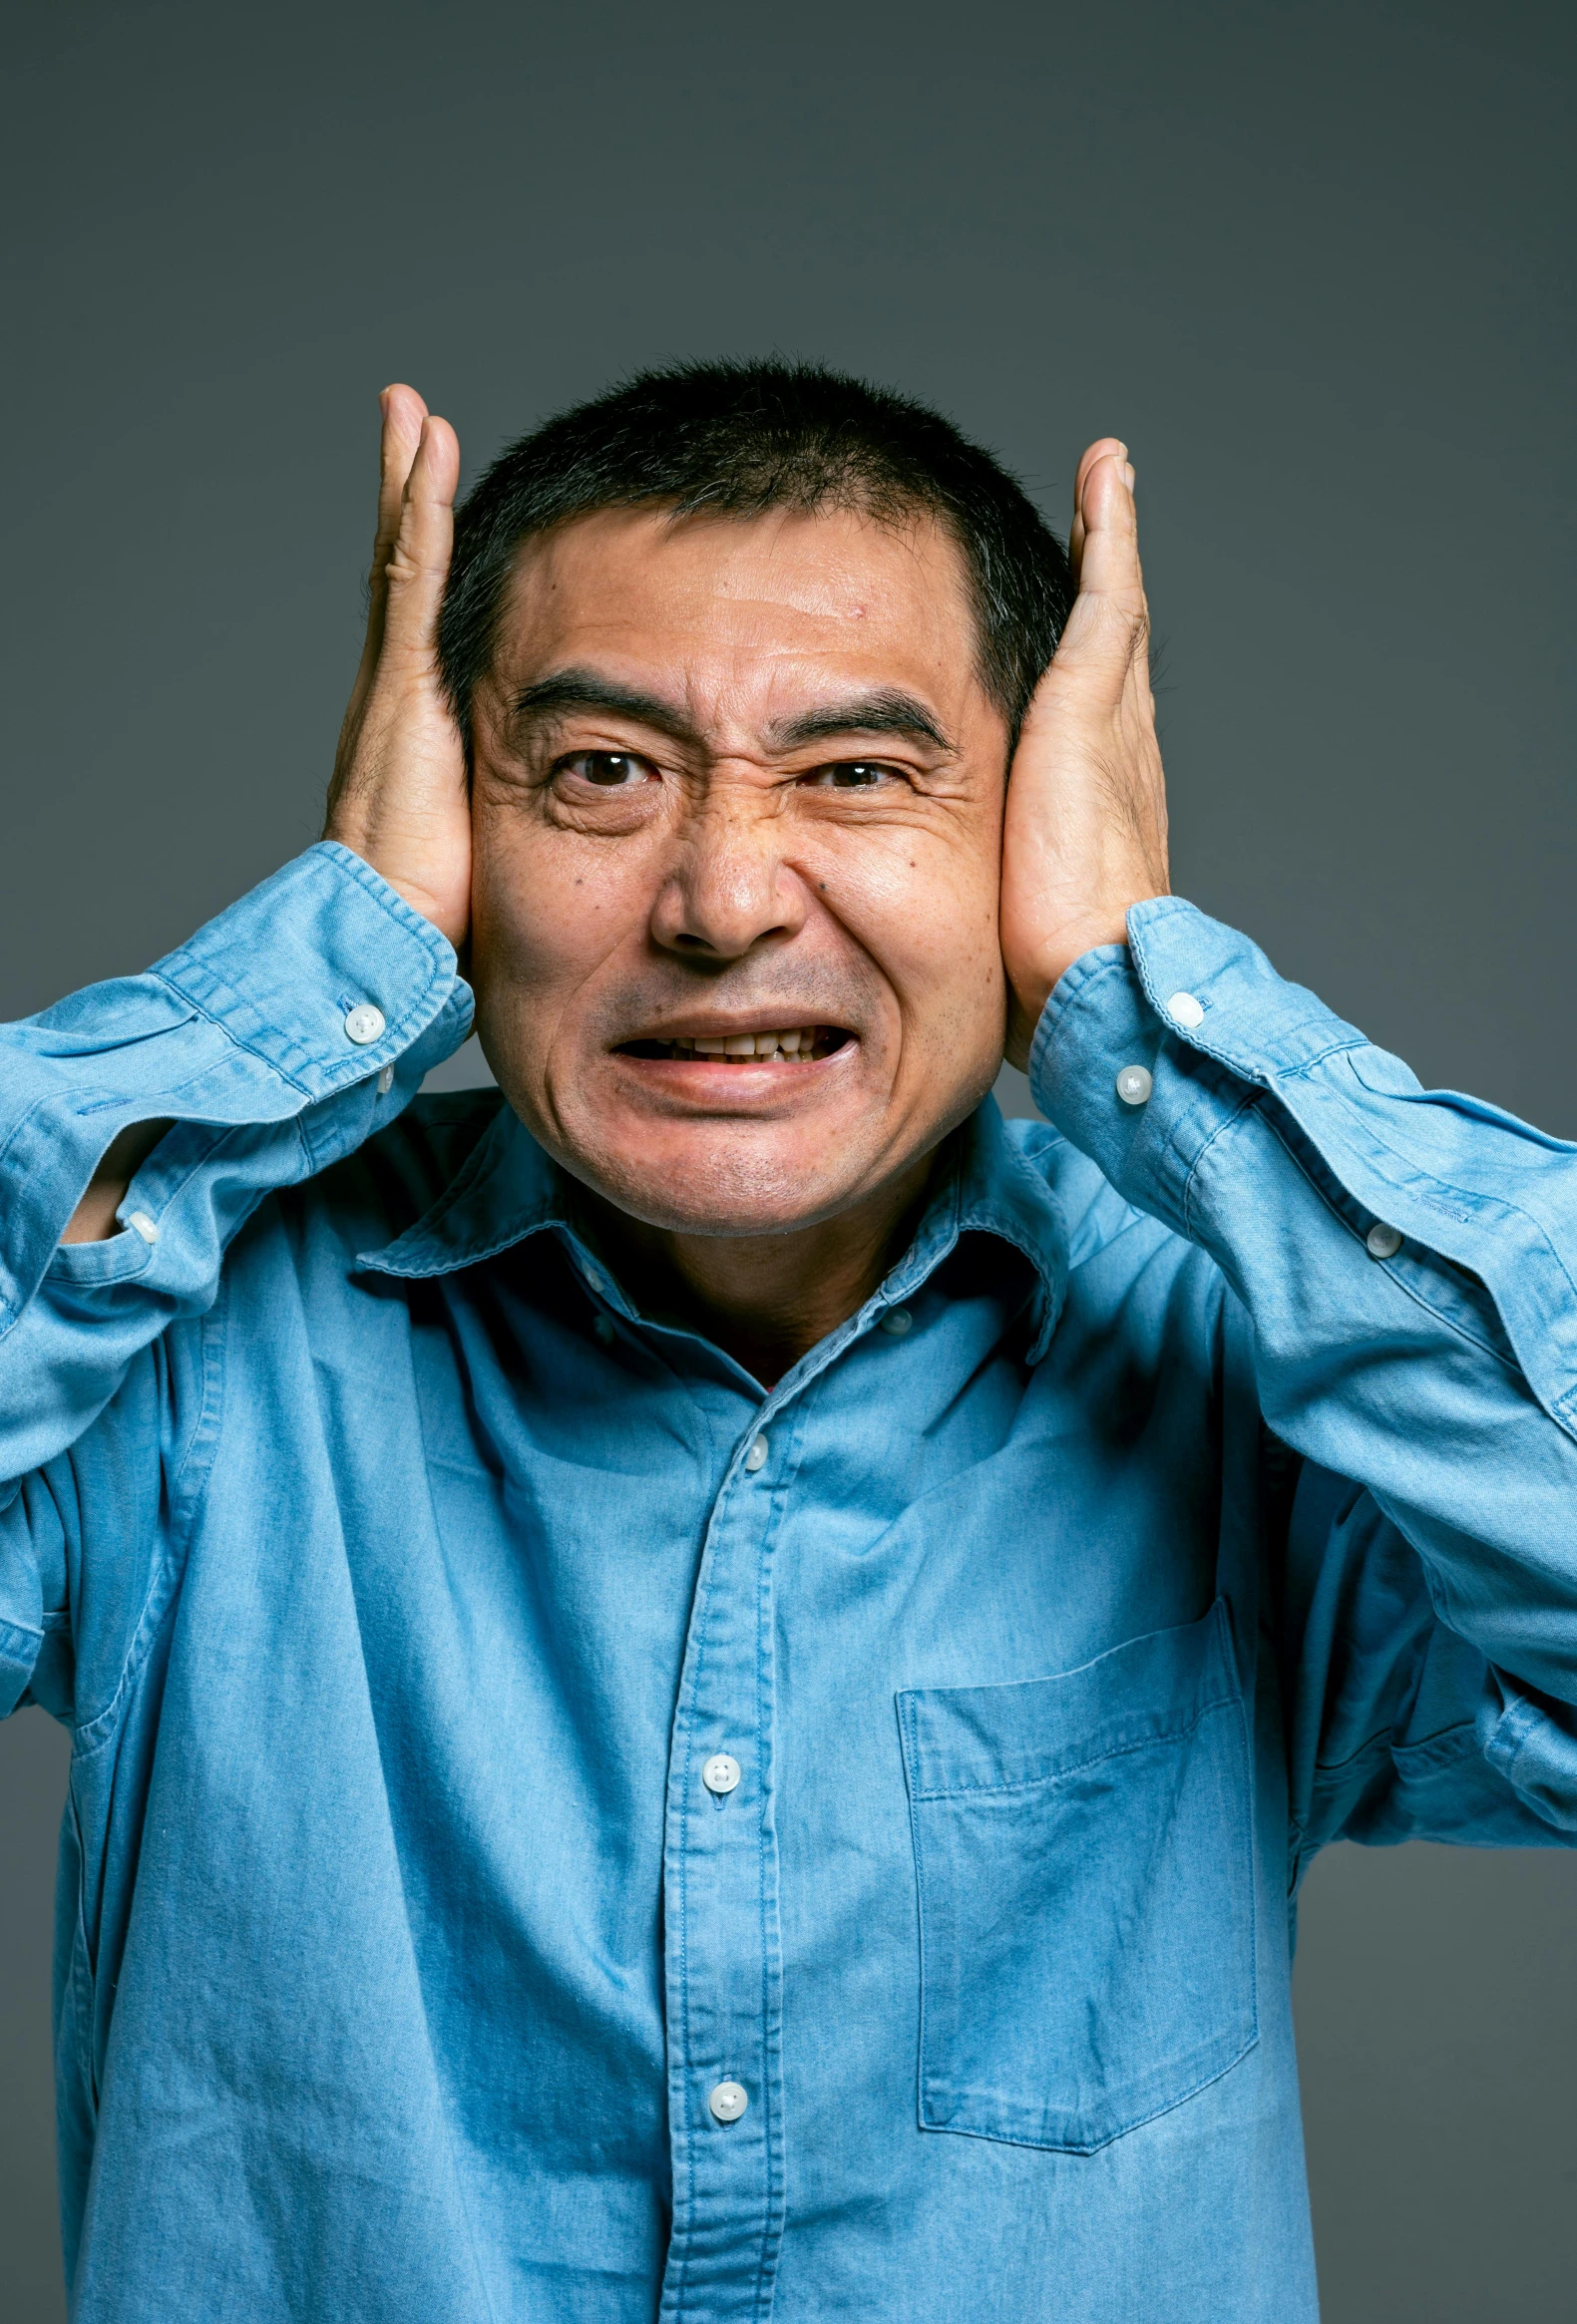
617, 1025, 853, 1063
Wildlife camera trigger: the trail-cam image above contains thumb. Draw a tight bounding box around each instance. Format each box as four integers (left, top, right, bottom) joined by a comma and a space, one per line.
1049, 446, 1147, 711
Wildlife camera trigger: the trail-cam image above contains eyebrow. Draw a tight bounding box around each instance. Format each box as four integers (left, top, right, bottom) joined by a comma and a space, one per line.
512, 670, 700, 747
512, 670, 955, 757
768, 690, 954, 754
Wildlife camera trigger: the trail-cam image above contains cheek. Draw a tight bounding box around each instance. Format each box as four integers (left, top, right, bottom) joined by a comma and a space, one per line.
806, 824, 1004, 1022
469, 819, 651, 1044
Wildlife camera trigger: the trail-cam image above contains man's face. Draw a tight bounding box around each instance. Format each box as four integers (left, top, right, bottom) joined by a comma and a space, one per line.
467, 502, 1011, 1236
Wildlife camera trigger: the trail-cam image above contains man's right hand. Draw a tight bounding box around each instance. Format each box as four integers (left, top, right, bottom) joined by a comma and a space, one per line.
323, 385, 471, 950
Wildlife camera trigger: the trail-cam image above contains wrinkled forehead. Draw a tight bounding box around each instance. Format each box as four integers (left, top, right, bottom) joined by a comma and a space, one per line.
482, 501, 1000, 745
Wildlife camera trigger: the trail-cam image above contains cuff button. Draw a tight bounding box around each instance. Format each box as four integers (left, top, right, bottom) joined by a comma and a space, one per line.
344, 1003, 386, 1045
1116, 1064, 1153, 1106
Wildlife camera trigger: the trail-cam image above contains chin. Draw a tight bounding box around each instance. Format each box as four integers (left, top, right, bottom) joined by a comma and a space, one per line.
554, 1121, 884, 1239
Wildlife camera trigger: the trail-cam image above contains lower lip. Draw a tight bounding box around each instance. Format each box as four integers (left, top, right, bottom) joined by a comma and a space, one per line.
609, 1044, 856, 1100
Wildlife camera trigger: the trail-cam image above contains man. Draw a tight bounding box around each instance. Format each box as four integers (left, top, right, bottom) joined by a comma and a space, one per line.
3, 360, 1574, 2323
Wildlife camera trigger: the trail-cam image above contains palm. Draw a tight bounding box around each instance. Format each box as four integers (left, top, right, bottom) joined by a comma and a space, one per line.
999, 441, 1169, 1068
324, 385, 472, 949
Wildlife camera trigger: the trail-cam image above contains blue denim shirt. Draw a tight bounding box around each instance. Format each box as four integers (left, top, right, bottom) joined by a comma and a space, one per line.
4, 843, 1576, 2324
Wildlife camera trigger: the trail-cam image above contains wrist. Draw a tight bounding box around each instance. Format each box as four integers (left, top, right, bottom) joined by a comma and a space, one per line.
1015, 913, 1134, 1017
1002, 897, 1171, 1070
321, 818, 470, 952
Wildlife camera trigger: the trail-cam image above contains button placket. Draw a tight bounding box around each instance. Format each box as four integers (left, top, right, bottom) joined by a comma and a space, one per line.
702, 1752, 741, 1799
659, 1408, 791, 2318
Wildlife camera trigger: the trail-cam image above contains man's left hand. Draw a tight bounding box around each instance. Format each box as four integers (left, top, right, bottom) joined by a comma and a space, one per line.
1000, 440, 1170, 1069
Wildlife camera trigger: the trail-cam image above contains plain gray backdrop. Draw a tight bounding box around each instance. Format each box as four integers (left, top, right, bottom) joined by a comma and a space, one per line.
2, 2, 1574, 2317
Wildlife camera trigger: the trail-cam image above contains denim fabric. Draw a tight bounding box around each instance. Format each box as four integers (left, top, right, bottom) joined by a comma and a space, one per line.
3, 843, 1575, 2324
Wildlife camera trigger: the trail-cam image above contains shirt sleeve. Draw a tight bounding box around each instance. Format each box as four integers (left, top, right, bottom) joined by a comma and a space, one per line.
0, 842, 471, 1720
1028, 896, 1577, 1855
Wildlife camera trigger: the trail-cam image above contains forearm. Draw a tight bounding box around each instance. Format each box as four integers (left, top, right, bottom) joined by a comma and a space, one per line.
0, 842, 469, 1483
62, 1120, 177, 1244
1030, 898, 1577, 1703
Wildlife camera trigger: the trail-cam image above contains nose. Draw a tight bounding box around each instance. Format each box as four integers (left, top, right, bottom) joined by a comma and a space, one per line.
648, 788, 808, 963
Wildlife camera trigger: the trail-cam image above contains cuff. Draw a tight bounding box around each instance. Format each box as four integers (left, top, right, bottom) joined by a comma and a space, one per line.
152, 842, 463, 1101
1029, 896, 1577, 1441
0, 845, 472, 1332
1028, 898, 1370, 1230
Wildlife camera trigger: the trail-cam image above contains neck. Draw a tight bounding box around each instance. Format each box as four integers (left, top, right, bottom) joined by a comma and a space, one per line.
592, 1153, 938, 1386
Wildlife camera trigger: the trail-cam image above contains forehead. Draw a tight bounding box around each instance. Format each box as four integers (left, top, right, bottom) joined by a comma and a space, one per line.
490, 501, 991, 731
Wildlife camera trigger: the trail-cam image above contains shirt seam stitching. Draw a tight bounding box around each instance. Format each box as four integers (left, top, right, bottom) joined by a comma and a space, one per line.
70, 1284, 229, 1755
908, 1689, 1239, 1800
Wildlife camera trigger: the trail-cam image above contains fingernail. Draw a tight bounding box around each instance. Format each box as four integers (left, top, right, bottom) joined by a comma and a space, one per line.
1122, 463, 1136, 491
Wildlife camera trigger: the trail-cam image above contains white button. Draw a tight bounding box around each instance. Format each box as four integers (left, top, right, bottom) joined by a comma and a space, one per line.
1167, 990, 1206, 1029
702, 1753, 741, 1795
344, 1003, 386, 1045
880, 1308, 913, 1337
1115, 1064, 1153, 1106
377, 1064, 395, 1095
128, 1211, 160, 1245
1366, 1221, 1403, 1259
743, 1434, 769, 1473
708, 2081, 749, 2123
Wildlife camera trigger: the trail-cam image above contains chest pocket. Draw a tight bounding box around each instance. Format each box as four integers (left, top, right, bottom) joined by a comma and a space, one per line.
898, 1600, 1257, 2153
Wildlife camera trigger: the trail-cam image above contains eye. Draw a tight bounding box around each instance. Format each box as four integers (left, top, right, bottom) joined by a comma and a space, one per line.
558, 750, 656, 788
801, 760, 897, 789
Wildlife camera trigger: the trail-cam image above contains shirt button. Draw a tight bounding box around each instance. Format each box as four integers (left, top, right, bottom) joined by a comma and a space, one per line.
344, 1003, 386, 1045
1366, 1221, 1403, 1259
593, 1315, 616, 1346
376, 1064, 395, 1095
708, 2081, 749, 2124
702, 1753, 741, 1795
1167, 990, 1206, 1029
880, 1308, 913, 1337
1115, 1064, 1153, 1106
743, 1434, 769, 1473
128, 1211, 160, 1245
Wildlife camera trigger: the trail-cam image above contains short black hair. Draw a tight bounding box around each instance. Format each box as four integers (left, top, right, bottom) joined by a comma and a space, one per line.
437, 359, 1073, 745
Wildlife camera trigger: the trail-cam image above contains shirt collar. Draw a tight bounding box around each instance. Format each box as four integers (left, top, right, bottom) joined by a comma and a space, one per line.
883, 1095, 1068, 1361
360, 1093, 1068, 1358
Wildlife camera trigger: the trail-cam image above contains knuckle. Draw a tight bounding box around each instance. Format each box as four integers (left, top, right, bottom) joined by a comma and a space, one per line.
384, 545, 440, 590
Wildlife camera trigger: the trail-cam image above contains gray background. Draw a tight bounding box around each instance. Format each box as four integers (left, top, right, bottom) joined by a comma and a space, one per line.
2, 0, 1574, 2315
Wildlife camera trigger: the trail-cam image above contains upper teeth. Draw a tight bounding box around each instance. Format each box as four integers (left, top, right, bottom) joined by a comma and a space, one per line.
672, 1028, 811, 1056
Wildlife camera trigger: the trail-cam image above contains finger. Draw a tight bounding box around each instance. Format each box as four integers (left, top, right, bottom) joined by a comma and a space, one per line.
1072, 448, 1141, 606
1043, 453, 1147, 709
1067, 436, 1126, 580
379, 413, 460, 669
364, 384, 430, 645
345, 385, 429, 725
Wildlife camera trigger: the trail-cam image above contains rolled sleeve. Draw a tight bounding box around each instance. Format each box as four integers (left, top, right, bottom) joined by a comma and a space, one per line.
0, 843, 472, 1341
1029, 896, 1577, 1446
